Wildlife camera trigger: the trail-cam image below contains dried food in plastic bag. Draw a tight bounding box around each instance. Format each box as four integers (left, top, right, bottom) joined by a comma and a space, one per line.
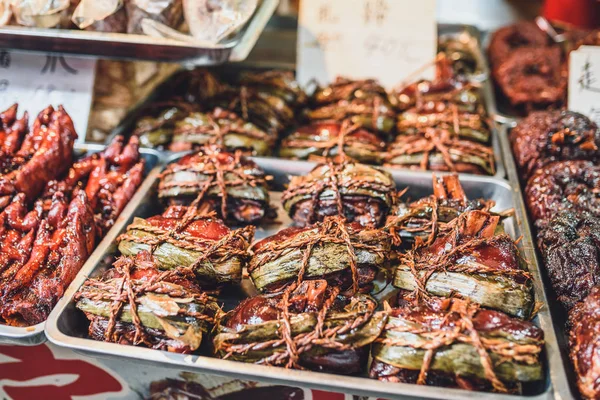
13, 0, 70, 28
126, 0, 183, 34
183, 0, 257, 43
72, 0, 127, 32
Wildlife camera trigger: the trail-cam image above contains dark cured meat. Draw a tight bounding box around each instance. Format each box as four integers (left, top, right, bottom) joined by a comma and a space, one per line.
510, 110, 600, 179
493, 47, 567, 110
488, 21, 549, 68
568, 286, 600, 400
537, 211, 600, 310
525, 161, 600, 227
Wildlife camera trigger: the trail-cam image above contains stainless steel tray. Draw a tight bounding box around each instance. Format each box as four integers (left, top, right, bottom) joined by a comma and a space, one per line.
47, 156, 554, 399
0, 143, 162, 346
0, 0, 278, 64
497, 125, 577, 400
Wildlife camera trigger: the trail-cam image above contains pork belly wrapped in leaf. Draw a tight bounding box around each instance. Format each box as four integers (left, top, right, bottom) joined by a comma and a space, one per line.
511, 110, 600, 179
371, 297, 544, 392
133, 102, 198, 149
279, 121, 386, 164
386, 174, 496, 247
385, 129, 495, 175
213, 280, 386, 374
393, 210, 534, 318
158, 145, 272, 224
249, 216, 391, 294
537, 211, 600, 310
525, 160, 600, 227
1, 189, 96, 326
169, 108, 275, 155
238, 70, 307, 110
75, 251, 221, 353
117, 206, 253, 285
282, 159, 396, 228
568, 286, 600, 400
397, 107, 491, 144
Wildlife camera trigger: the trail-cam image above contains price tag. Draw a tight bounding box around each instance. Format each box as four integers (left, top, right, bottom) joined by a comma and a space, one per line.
569, 45, 600, 125
0, 50, 96, 142
297, 0, 437, 89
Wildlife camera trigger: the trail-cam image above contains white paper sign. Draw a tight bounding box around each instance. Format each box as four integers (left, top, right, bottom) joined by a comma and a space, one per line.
297, 0, 437, 89
0, 50, 96, 142
569, 46, 600, 126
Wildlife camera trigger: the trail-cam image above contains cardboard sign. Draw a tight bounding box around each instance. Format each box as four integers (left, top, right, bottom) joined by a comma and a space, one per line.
0, 50, 96, 142
297, 0, 437, 89
569, 45, 600, 126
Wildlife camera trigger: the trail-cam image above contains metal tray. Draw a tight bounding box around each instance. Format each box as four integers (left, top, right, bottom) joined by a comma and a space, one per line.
497, 125, 578, 400
104, 61, 506, 180
47, 156, 555, 400
0, 143, 162, 346
438, 23, 489, 83
0, 0, 278, 64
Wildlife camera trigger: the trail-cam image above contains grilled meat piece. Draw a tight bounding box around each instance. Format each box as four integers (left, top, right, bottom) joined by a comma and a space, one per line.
510, 110, 600, 179
525, 160, 600, 227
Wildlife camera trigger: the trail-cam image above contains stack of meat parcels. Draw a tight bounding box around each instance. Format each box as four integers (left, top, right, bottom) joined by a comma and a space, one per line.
0, 104, 145, 327
511, 110, 600, 399
488, 21, 600, 114
280, 57, 495, 175
72, 141, 545, 394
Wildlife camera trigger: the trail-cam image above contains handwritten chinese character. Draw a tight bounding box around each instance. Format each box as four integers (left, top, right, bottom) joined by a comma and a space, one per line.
318, 4, 338, 23
364, 0, 388, 25
41, 56, 78, 75
578, 57, 600, 93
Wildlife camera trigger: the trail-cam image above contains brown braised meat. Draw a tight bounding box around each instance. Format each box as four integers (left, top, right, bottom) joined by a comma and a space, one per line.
568, 286, 600, 400
214, 280, 385, 374
158, 145, 272, 225
371, 297, 544, 392
393, 210, 534, 319
488, 21, 549, 67
249, 216, 390, 294
279, 121, 387, 165
510, 110, 600, 178
386, 174, 496, 247
76, 251, 221, 353
493, 47, 567, 110
385, 128, 495, 175
0, 105, 77, 206
282, 158, 396, 228
525, 161, 600, 227
537, 211, 600, 310
43, 135, 145, 237
0, 189, 96, 326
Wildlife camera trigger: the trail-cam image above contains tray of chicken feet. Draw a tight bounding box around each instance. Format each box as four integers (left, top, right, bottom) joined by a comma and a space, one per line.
106, 37, 504, 178
486, 18, 600, 124
498, 108, 600, 400
45, 141, 557, 400
0, 104, 160, 346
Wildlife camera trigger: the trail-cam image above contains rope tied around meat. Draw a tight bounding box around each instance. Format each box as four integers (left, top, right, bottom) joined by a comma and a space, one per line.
400, 101, 487, 138
158, 146, 268, 220
387, 127, 496, 174
75, 255, 218, 346
284, 119, 377, 160
376, 300, 541, 393
402, 212, 531, 295
173, 108, 273, 144
219, 280, 377, 369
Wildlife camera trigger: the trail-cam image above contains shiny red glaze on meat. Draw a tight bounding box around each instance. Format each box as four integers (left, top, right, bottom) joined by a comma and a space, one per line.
146, 214, 230, 241
488, 22, 549, 67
